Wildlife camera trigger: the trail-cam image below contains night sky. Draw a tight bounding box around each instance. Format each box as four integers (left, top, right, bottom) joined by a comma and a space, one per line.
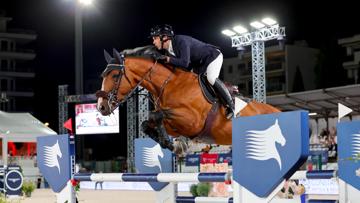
1, 0, 359, 159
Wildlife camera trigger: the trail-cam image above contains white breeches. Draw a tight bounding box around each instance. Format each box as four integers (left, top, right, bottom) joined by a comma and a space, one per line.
206, 51, 223, 85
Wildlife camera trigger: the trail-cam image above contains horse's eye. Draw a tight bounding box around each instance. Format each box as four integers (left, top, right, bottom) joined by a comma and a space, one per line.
112, 74, 120, 79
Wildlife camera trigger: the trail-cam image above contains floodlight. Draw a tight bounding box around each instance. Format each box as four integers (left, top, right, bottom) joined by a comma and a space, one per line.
79, 0, 93, 6
250, 21, 265, 29
262, 18, 277, 26
222, 29, 236, 36
233, 25, 248, 34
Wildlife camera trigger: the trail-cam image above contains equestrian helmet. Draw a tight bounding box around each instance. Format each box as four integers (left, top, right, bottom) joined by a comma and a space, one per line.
150, 24, 174, 37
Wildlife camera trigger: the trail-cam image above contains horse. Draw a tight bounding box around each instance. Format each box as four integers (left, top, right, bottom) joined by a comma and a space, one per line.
96, 46, 280, 155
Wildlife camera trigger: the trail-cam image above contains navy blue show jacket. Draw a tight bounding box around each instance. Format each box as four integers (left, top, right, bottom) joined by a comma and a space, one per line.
168, 35, 220, 74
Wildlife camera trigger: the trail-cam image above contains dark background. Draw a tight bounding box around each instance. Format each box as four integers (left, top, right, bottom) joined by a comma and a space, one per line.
1, 0, 359, 160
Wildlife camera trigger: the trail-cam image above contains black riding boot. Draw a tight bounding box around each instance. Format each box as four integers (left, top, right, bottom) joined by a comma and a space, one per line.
212, 78, 235, 119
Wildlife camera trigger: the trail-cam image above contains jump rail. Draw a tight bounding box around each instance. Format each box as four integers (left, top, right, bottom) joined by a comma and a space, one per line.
176, 196, 233, 203
290, 170, 337, 180
74, 172, 231, 183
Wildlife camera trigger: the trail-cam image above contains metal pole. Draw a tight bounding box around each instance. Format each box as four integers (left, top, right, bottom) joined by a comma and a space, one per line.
58, 85, 68, 134
75, 3, 84, 95
127, 96, 136, 172
251, 41, 266, 103
2, 137, 7, 166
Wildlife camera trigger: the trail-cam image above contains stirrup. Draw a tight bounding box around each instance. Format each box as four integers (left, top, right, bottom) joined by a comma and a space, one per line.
225, 107, 234, 119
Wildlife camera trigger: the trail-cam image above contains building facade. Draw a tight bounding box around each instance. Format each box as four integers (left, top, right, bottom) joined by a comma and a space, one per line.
222, 42, 319, 97
0, 16, 36, 112
338, 34, 360, 84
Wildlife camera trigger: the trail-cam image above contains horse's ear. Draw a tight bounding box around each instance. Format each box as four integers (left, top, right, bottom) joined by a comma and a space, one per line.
104, 49, 113, 64
113, 48, 122, 64
275, 119, 278, 124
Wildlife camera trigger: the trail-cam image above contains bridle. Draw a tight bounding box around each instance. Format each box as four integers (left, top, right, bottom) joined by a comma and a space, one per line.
96, 54, 172, 113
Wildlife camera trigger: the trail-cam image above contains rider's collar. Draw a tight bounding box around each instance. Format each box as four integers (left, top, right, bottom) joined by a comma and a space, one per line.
168, 41, 176, 57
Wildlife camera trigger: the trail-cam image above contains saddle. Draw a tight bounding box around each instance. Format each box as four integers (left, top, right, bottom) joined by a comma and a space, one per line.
198, 73, 240, 104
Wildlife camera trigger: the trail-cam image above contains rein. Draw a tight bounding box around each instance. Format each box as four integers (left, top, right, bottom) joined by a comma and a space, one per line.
152, 67, 173, 108
119, 62, 155, 105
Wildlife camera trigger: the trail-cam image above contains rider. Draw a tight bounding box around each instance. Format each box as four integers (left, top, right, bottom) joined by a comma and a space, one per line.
149, 24, 235, 119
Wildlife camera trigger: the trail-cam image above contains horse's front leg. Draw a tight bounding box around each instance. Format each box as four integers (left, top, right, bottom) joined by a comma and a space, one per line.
140, 120, 160, 143
140, 111, 174, 151
154, 122, 174, 151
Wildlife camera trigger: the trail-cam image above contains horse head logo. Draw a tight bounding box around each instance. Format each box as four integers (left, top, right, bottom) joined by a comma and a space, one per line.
245, 119, 286, 170
142, 144, 164, 171
44, 140, 62, 174
352, 132, 360, 158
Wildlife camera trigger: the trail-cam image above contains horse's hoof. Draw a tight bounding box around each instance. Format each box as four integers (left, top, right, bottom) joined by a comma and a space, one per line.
173, 137, 189, 157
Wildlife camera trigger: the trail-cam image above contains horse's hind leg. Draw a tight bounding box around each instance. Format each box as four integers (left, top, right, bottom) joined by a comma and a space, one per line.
140, 116, 174, 151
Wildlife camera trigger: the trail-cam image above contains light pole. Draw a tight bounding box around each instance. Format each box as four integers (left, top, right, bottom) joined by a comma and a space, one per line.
222, 17, 285, 103
75, 0, 93, 95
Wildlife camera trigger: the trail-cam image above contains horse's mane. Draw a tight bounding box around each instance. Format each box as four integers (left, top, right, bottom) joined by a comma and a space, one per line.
101, 46, 158, 77
121, 45, 159, 60
120, 45, 179, 72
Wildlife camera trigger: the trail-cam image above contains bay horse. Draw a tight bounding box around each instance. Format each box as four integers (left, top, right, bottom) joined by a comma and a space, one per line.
96, 46, 280, 155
